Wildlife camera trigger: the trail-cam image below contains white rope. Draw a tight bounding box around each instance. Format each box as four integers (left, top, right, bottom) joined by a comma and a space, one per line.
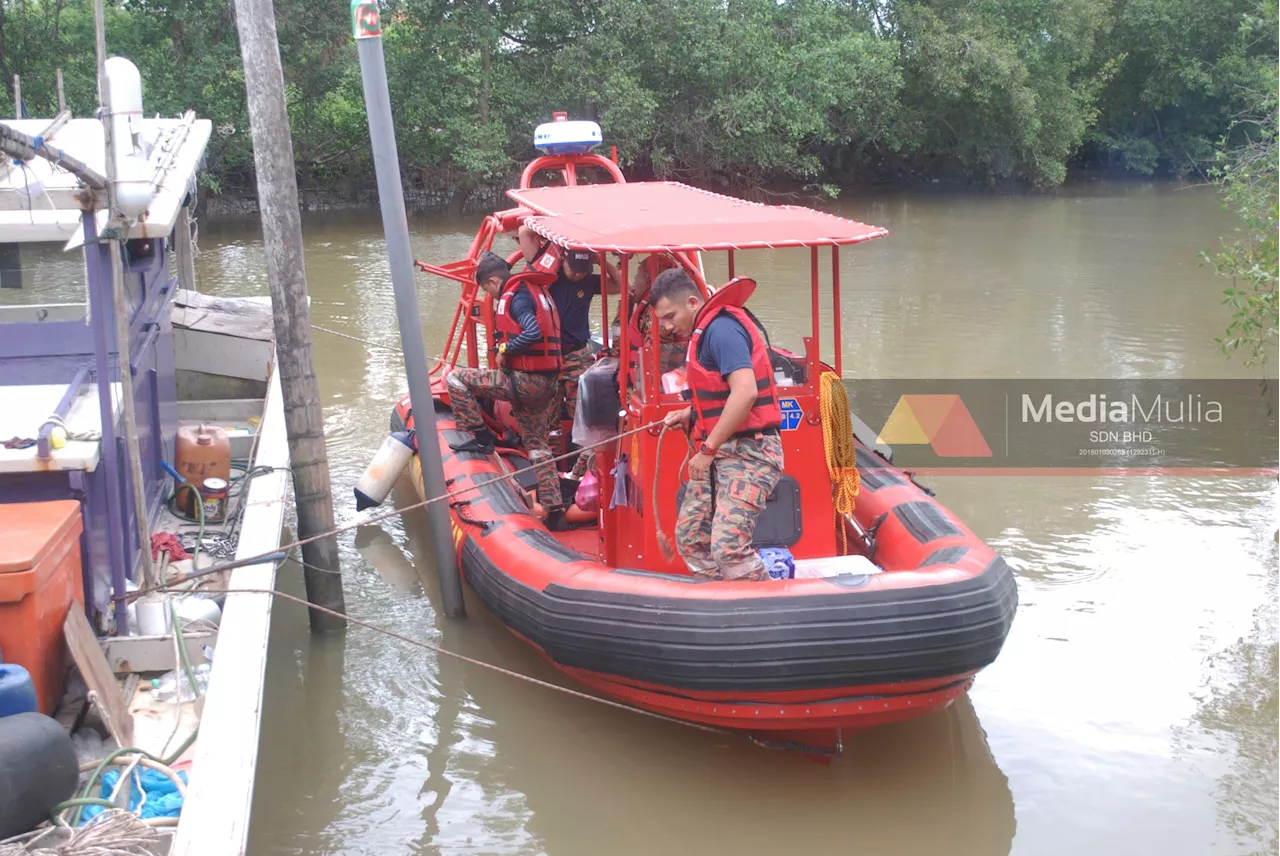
44, 412, 102, 442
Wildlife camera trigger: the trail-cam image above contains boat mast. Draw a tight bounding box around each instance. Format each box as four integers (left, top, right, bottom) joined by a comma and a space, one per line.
94, 0, 158, 593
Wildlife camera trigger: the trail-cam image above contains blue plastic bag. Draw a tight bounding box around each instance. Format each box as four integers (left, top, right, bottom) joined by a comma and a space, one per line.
80, 767, 188, 824
758, 546, 795, 580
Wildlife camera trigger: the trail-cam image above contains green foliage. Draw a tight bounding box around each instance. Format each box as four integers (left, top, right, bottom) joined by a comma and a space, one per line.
1087, 0, 1278, 174
1204, 4, 1277, 366
0, 0, 1271, 196
892, 0, 1112, 185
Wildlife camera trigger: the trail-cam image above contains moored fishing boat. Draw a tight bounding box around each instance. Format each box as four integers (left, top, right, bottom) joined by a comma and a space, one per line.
0, 61, 288, 851
372, 115, 1017, 754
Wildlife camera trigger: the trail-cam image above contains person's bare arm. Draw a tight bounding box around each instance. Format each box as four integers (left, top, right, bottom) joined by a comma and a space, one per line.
602, 260, 623, 295
517, 223, 541, 264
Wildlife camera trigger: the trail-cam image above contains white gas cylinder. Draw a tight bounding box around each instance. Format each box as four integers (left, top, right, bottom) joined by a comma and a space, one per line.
354, 431, 415, 510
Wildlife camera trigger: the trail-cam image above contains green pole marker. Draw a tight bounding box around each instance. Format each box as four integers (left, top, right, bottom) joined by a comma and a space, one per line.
352, 0, 382, 39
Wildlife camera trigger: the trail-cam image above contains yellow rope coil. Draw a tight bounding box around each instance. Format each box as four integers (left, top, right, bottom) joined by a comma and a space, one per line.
819, 372, 860, 552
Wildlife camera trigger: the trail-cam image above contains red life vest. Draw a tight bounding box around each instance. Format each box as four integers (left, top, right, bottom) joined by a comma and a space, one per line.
492, 272, 562, 373
684, 278, 782, 439
527, 241, 563, 278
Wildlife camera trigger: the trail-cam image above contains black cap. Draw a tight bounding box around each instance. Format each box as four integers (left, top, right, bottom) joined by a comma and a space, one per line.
565, 250, 594, 274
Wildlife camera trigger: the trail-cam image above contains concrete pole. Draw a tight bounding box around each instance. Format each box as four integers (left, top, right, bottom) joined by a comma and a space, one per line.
233, 0, 346, 631
351, 0, 464, 618
56, 69, 66, 113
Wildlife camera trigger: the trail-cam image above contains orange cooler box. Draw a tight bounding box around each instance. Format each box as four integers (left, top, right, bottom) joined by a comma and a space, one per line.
0, 501, 85, 715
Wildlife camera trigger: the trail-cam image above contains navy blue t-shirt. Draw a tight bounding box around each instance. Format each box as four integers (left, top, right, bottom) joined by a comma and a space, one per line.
548, 273, 601, 352
695, 314, 754, 379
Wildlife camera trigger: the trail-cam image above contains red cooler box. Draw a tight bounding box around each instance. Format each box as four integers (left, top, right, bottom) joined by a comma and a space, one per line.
0, 501, 85, 714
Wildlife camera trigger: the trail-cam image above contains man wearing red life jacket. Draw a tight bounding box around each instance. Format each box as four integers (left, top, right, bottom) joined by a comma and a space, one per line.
651, 269, 785, 581
445, 252, 573, 531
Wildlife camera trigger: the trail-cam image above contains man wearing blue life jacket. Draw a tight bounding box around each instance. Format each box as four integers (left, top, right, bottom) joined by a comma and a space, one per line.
651, 269, 785, 581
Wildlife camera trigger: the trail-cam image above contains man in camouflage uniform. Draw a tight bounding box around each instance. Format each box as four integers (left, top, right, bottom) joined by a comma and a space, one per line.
672, 435, 784, 580
652, 269, 784, 581
446, 253, 571, 530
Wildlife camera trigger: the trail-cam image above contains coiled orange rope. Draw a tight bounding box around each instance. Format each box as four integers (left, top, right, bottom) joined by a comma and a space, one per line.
820, 372, 861, 553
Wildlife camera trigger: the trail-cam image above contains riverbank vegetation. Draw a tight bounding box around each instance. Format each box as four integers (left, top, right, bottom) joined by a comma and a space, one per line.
0, 0, 1275, 202
1203, 7, 1277, 366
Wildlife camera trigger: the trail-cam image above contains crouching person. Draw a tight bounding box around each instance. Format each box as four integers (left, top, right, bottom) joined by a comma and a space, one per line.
446, 252, 573, 531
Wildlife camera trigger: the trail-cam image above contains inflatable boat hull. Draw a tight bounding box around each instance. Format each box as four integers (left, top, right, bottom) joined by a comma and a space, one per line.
392, 399, 1017, 744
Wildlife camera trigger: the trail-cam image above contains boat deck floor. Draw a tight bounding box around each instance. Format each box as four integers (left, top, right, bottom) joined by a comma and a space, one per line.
547, 525, 599, 559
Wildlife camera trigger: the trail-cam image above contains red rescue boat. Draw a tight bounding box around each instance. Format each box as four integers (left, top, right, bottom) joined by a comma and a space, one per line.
385, 117, 1017, 755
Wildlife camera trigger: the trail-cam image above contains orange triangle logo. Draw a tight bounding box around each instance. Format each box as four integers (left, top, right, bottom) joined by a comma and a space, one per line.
876, 394, 992, 458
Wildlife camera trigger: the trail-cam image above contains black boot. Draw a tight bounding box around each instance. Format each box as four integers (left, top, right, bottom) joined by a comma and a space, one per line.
544, 509, 573, 532
449, 429, 495, 455
559, 476, 581, 509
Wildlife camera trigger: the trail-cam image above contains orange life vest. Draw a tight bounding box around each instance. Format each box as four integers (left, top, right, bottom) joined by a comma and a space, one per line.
684, 278, 781, 439
493, 273, 562, 373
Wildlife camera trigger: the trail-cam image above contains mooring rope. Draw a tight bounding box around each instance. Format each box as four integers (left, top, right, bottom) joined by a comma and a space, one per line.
226, 566, 841, 758
310, 323, 422, 357
123, 411, 845, 757
128, 419, 666, 600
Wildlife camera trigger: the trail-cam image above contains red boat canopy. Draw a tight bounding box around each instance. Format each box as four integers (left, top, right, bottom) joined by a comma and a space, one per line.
507, 182, 889, 253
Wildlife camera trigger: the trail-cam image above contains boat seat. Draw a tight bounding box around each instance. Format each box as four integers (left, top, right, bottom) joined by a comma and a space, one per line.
751, 475, 802, 548
499, 453, 539, 493
769, 347, 806, 385
675, 474, 802, 549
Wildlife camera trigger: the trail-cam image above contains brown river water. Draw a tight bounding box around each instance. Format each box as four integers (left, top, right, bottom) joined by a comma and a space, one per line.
184, 182, 1275, 856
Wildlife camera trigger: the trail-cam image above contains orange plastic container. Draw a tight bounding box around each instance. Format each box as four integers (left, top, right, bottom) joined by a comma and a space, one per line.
0, 501, 85, 715
175, 424, 231, 516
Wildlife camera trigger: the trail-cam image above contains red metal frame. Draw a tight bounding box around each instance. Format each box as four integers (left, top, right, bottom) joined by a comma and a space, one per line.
810, 246, 820, 378
597, 251, 610, 350
416, 150, 628, 376
416, 169, 863, 570
831, 246, 842, 378
520, 153, 626, 189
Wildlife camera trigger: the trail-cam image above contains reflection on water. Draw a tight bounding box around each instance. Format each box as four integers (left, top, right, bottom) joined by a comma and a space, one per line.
222, 182, 1277, 855
0, 241, 88, 306
1185, 549, 1278, 856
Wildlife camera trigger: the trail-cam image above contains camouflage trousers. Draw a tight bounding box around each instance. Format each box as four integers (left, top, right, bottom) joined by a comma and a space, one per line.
446, 367, 562, 511
556, 346, 597, 480
675, 433, 785, 581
